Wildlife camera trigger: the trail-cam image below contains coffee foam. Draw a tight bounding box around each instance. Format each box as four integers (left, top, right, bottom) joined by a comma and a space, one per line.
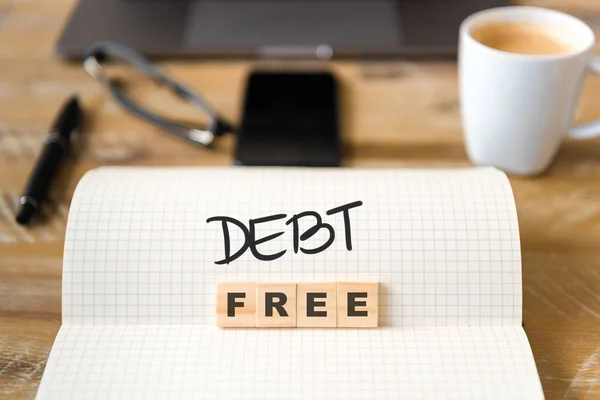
470, 20, 581, 55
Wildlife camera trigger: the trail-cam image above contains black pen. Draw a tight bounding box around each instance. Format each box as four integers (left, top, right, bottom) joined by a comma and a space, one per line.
16, 96, 83, 225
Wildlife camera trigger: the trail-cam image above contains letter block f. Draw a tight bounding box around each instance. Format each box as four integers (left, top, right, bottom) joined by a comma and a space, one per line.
216, 282, 257, 327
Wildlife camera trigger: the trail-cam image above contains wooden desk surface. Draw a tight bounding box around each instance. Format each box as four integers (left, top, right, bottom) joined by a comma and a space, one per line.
1, 0, 599, 398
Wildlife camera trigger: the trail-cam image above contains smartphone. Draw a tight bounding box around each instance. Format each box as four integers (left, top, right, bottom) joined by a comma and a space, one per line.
235, 71, 341, 166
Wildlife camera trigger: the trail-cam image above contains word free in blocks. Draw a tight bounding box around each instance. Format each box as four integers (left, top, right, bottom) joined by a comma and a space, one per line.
216, 282, 378, 328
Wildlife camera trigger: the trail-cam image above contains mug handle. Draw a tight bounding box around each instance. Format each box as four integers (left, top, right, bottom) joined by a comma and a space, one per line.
569, 56, 600, 139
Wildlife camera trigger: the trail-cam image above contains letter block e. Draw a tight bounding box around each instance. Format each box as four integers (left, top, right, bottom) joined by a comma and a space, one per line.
337, 282, 379, 328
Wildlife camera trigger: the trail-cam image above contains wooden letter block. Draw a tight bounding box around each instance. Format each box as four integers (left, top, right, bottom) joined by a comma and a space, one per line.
337, 282, 378, 328
256, 282, 297, 328
297, 282, 337, 328
216, 282, 257, 328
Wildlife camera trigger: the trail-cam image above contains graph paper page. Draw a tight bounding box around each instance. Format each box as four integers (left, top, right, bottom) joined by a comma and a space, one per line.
37, 167, 543, 399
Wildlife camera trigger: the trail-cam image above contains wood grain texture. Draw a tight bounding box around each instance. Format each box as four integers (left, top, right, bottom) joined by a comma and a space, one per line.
256, 283, 298, 328
216, 282, 257, 328
336, 282, 379, 328
297, 282, 338, 328
0, 0, 599, 398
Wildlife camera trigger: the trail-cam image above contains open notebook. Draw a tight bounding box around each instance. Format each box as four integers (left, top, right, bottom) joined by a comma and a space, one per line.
37, 167, 543, 399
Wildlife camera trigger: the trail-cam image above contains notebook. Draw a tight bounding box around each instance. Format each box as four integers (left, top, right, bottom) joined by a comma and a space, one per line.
36, 167, 544, 399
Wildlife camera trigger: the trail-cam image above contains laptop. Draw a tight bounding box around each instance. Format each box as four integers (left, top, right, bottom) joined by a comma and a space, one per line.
57, 0, 509, 59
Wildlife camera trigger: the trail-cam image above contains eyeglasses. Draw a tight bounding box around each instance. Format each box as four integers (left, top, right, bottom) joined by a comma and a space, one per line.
83, 41, 234, 147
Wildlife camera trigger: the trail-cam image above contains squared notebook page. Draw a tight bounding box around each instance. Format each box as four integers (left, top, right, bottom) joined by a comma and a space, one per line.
37, 167, 543, 399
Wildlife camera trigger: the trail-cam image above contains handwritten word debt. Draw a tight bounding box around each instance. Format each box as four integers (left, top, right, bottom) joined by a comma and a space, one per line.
216, 282, 378, 328
206, 200, 364, 264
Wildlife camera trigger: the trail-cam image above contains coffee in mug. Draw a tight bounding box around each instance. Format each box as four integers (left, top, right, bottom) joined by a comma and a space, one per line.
470, 21, 574, 55
460, 7, 600, 176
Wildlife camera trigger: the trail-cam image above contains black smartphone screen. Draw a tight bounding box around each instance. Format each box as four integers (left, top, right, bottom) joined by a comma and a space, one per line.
235, 71, 341, 166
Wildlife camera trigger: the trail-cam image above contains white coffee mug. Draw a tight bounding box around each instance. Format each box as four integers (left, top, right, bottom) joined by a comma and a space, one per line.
460, 6, 600, 176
